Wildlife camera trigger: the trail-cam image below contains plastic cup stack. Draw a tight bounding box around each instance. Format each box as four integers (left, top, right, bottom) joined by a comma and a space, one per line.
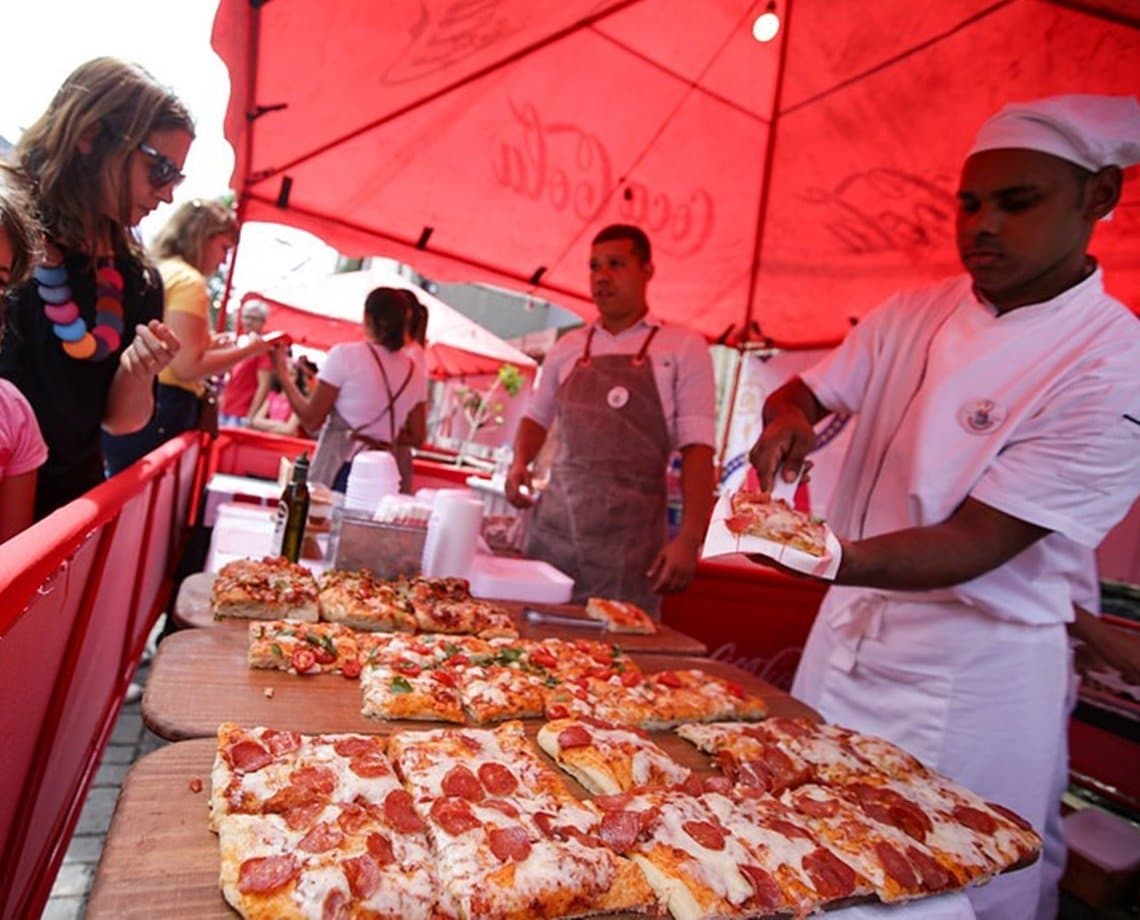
344, 450, 400, 512
421, 490, 484, 579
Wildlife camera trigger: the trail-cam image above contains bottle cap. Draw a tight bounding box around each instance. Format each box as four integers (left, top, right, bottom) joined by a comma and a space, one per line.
292, 451, 310, 481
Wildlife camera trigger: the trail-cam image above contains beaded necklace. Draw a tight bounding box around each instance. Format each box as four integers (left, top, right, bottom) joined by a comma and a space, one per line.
34, 251, 124, 362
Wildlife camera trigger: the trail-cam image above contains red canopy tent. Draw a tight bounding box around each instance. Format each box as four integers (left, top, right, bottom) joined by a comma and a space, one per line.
211, 1, 1139, 348
244, 266, 537, 379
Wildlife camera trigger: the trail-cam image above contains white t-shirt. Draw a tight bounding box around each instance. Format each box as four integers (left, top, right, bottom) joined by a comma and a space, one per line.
524, 313, 716, 450
319, 341, 427, 443
802, 268, 1140, 626
0, 379, 48, 479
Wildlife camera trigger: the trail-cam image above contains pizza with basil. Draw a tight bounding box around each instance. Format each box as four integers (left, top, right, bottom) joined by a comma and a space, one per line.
247, 621, 363, 677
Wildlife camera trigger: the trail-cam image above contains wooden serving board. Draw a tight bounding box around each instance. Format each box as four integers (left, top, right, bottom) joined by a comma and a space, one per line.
172, 571, 708, 656
84, 730, 715, 920
142, 628, 814, 741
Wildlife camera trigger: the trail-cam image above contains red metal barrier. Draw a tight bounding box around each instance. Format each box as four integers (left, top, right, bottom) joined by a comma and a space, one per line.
0, 432, 203, 920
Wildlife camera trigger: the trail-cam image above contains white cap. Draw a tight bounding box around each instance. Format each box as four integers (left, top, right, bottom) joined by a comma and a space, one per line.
967, 94, 1140, 172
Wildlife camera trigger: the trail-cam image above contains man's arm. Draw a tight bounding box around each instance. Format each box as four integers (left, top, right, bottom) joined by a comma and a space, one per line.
647, 443, 715, 594
103, 321, 182, 435
245, 367, 274, 422
834, 497, 1048, 589
0, 470, 37, 543
505, 416, 548, 508
748, 377, 829, 492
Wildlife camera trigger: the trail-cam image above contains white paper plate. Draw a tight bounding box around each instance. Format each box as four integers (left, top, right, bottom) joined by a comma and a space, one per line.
701, 491, 842, 580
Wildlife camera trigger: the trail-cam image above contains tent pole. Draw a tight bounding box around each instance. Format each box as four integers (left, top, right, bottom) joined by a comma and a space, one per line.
716, 346, 747, 475
741, 0, 795, 341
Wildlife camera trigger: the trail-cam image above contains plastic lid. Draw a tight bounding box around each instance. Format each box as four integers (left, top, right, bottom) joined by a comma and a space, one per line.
1064, 807, 1140, 872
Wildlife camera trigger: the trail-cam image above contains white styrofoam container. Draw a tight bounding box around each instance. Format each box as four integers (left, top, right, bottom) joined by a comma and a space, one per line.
468, 554, 573, 604
1065, 807, 1140, 873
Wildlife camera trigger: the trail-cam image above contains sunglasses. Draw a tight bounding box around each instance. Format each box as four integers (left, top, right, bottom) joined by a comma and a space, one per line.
137, 142, 186, 189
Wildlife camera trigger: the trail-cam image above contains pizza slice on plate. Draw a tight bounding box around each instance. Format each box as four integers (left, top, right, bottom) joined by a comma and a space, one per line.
317, 569, 417, 632
536, 717, 692, 794
725, 489, 828, 557
584, 597, 658, 634
247, 621, 363, 677
212, 556, 320, 621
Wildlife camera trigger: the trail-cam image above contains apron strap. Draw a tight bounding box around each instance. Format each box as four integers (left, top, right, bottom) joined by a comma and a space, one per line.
578, 323, 661, 367
352, 346, 413, 446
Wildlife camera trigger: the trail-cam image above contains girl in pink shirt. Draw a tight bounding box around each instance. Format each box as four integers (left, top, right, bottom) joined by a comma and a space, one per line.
0, 169, 48, 542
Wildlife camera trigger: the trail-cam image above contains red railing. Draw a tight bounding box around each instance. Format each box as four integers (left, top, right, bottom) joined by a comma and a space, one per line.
0, 432, 204, 920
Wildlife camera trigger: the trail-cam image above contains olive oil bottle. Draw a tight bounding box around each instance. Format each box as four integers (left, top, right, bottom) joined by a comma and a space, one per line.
274, 452, 311, 563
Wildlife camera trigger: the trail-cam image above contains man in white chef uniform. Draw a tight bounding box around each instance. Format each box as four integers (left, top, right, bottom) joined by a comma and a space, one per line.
506, 223, 716, 615
748, 95, 1140, 920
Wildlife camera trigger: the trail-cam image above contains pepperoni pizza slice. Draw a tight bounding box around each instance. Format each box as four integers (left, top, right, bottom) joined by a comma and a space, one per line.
360, 663, 467, 724
317, 568, 417, 632
388, 722, 657, 919
782, 783, 958, 902
217, 801, 452, 920
212, 556, 320, 622
676, 722, 815, 794
395, 575, 518, 638
699, 789, 873, 915
584, 597, 658, 634
209, 724, 394, 831
247, 620, 363, 677
536, 717, 692, 795
593, 788, 790, 920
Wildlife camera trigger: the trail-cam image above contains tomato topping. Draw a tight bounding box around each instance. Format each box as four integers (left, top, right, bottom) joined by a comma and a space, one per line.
291, 648, 317, 673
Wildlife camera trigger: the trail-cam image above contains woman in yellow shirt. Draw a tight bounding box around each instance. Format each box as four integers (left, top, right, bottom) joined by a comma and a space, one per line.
104, 200, 276, 473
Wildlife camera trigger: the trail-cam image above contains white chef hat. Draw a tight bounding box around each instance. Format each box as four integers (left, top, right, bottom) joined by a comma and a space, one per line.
967, 94, 1140, 171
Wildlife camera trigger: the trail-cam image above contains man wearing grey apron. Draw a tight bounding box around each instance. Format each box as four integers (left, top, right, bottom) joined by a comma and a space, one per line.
506, 224, 715, 615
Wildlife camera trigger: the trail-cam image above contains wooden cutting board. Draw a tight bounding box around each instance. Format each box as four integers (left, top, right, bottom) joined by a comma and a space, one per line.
172, 571, 708, 655
142, 628, 815, 741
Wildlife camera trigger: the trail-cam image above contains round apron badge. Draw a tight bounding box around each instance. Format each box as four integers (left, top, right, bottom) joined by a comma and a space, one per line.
607, 385, 630, 409
957, 398, 1006, 434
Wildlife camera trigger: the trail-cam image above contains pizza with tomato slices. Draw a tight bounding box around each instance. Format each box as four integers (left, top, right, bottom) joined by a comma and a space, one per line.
211, 556, 320, 622
725, 489, 828, 557
360, 663, 467, 724
317, 569, 417, 633
247, 621, 364, 677
536, 717, 693, 795
584, 597, 658, 634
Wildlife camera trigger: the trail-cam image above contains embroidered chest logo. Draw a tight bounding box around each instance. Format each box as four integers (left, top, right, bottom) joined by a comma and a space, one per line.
957, 398, 1006, 434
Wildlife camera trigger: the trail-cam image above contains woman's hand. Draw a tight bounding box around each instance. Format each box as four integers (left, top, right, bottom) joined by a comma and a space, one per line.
120, 320, 181, 379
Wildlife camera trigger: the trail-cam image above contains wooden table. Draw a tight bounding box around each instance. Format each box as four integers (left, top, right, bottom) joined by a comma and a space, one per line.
142, 629, 812, 741
172, 572, 708, 656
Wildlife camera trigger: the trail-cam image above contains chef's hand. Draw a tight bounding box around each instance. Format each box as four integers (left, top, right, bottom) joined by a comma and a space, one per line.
647, 534, 700, 594
1084, 617, 1140, 684
505, 461, 535, 509
748, 413, 816, 494
120, 320, 180, 379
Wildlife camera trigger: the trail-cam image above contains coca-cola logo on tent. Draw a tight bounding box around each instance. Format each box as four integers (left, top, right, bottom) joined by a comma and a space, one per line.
495, 100, 715, 256
799, 168, 957, 256
382, 0, 520, 85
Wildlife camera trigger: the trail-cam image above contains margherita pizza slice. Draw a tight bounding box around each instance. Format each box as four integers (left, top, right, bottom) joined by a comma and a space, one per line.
725, 489, 827, 557
247, 621, 363, 677
456, 664, 548, 723
317, 569, 417, 632
360, 663, 467, 724
536, 717, 692, 795
212, 556, 319, 621
584, 597, 658, 634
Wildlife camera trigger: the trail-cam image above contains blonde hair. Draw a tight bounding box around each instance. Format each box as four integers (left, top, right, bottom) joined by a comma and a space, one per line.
15, 57, 194, 261
151, 199, 236, 275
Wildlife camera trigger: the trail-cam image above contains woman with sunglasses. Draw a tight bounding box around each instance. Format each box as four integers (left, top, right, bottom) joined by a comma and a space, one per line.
0, 57, 187, 517
103, 199, 279, 474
